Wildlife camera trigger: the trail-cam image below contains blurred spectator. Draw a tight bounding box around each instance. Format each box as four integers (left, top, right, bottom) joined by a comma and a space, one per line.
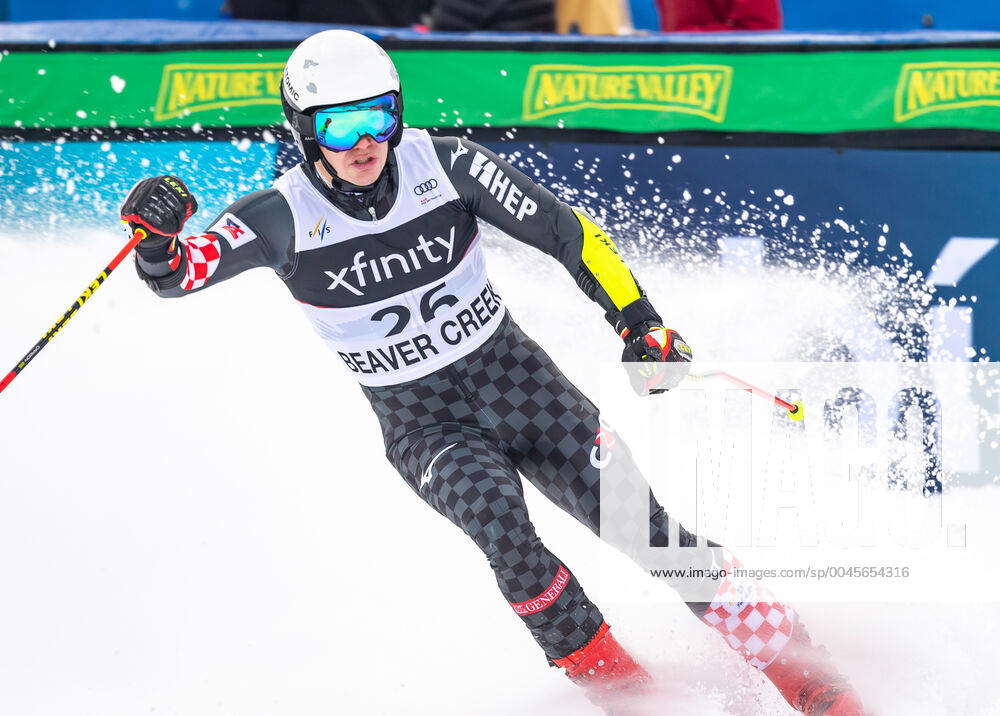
655, 0, 781, 31
556, 0, 632, 34
227, 0, 433, 25
429, 0, 555, 32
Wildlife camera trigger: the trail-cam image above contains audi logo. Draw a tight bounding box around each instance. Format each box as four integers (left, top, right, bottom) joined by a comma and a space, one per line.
413, 179, 439, 195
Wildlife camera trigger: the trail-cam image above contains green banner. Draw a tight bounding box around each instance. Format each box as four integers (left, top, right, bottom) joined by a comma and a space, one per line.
2, 46, 1000, 133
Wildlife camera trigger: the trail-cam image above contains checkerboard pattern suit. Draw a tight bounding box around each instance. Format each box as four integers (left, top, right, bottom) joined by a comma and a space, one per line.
367, 314, 675, 659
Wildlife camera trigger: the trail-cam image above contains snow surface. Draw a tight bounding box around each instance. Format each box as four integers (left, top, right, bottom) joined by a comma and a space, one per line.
1, 231, 999, 716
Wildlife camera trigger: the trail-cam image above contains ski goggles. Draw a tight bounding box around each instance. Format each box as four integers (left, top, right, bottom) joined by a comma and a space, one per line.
312, 93, 400, 152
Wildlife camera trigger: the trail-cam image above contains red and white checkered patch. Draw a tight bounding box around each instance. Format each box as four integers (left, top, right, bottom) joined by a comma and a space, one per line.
179, 234, 222, 291
701, 550, 795, 670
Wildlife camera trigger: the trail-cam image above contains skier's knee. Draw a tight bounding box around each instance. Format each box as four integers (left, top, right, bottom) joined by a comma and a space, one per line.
477, 516, 541, 566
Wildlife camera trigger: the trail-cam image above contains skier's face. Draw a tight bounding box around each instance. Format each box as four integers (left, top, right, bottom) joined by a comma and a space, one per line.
320, 134, 389, 187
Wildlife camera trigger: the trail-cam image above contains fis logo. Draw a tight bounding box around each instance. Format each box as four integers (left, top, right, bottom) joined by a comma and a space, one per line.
309, 217, 331, 239
468, 151, 538, 222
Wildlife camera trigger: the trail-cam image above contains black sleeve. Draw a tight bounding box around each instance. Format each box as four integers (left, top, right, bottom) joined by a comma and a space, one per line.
432, 136, 661, 332
135, 188, 295, 298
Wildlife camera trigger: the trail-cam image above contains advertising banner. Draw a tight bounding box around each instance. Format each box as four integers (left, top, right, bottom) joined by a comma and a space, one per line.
2, 46, 1000, 134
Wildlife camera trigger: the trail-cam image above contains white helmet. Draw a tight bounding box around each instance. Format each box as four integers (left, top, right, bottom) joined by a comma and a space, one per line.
281, 29, 403, 162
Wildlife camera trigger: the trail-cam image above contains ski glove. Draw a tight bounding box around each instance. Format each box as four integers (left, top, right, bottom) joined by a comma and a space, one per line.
121, 175, 198, 238
621, 323, 693, 396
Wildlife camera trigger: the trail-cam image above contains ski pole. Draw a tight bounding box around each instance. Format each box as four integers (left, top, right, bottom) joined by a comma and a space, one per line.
0, 227, 148, 396
690, 370, 804, 421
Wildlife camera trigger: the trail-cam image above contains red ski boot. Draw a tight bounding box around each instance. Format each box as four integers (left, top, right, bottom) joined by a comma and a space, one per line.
554, 622, 652, 715
762, 622, 865, 715
700, 550, 864, 715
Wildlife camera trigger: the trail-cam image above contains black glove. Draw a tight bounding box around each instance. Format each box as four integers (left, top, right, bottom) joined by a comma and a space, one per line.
120, 175, 197, 238
621, 322, 693, 396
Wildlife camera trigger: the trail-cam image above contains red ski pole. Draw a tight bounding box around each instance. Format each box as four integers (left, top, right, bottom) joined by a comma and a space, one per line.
0, 227, 148, 396
691, 370, 805, 421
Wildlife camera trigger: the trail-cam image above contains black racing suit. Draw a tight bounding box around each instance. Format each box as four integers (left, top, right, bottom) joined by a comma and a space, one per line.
135, 131, 723, 664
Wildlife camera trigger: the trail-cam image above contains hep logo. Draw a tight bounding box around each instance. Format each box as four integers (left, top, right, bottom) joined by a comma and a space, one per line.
221, 218, 244, 241
309, 217, 331, 239
413, 178, 439, 196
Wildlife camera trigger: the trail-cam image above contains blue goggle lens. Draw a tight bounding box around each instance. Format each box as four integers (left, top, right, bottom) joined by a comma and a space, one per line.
313, 94, 399, 152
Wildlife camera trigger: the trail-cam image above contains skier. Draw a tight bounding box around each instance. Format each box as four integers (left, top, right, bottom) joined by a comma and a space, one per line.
120, 29, 864, 715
